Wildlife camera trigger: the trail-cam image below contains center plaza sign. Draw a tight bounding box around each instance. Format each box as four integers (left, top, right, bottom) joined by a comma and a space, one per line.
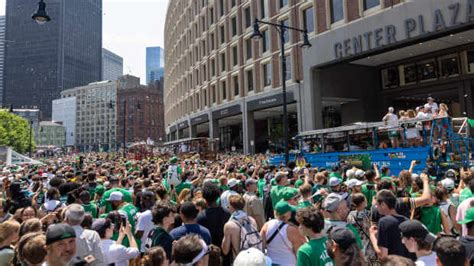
333, 0, 474, 60
247, 92, 295, 112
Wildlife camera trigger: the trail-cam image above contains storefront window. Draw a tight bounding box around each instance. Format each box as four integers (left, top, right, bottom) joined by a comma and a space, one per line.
403, 64, 417, 84
439, 55, 459, 78
417, 60, 437, 81
382, 67, 399, 89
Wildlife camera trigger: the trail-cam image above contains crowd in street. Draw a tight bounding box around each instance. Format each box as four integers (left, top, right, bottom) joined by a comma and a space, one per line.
0, 152, 472, 266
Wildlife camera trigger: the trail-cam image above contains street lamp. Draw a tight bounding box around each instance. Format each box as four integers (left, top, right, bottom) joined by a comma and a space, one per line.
32, 0, 51, 25
252, 19, 312, 166
29, 121, 33, 157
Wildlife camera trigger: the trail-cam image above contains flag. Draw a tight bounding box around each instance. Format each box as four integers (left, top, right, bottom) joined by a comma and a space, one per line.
468, 118, 474, 128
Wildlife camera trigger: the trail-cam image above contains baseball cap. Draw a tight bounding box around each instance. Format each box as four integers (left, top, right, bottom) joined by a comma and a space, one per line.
275, 171, 288, 182
275, 201, 293, 216
245, 178, 257, 187
329, 177, 341, 187
445, 169, 457, 179
95, 185, 105, 195
169, 156, 178, 164
329, 227, 357, 249
399, 220, 436, 243
345, 178, 365, 189
281, 187, 299, 201
91, 218, 109, 232
107, 191, 124, 201
345, 169, 355, 179
228, 178, 240, 188
233, 247, 272, 266
322, 193, 348, 212
355, 169, 365, 178
440, 178, 455, 191
458, 207, 474, 224
45, 224, 76, 245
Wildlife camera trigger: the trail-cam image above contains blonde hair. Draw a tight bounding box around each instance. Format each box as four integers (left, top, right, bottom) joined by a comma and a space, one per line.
406, 109, 416, 118
177, 188, 191, 204
0, 219, 20, 243
440, 103, 448, 111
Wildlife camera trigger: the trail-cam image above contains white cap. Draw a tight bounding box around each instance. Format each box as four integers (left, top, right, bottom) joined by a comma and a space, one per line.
440, 178, 455, 191
234, 247, 272, 266
346, 169, 355, 179
411, 173, 419, 180
107, 191, 124, 201
41, 173, 48, 178
345, 178, 365, 189
228, 178, 240, 188
329, 177, 341, 187
355, 169, 365, 178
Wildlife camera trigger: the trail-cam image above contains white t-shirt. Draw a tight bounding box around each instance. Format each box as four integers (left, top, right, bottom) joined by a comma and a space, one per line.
136, 210, 154, 252
100, 239, 140, 266
415, 251, 437, 266
383, 113, 398, 127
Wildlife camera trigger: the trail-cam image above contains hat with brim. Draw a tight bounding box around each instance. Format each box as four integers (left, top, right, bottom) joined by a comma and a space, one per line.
107, 191, 124, 201
170, 156, 178, 164
345, 178, 365, 189
458, 207, 474, 224
46, 224, 76, 245
281, 187, 299, 201
322, 193, 348, 212
399, 220, 436, 243
329, 227, 357, 250
275, 201, 292, 216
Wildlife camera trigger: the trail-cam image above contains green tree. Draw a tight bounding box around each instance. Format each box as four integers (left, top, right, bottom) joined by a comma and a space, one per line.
0, 110, 35, 153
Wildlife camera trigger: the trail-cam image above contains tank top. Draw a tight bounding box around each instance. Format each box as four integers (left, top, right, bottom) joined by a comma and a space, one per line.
265, 219, 295, 265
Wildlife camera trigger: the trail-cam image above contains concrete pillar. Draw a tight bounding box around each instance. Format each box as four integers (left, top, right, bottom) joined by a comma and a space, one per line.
209, 113, 219, 140
243, 110, 255, 155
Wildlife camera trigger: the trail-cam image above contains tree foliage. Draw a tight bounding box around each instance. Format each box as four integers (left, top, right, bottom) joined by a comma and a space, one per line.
0, 110, 35, 153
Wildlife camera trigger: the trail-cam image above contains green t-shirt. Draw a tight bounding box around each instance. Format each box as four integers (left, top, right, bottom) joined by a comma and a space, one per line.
420, 205, 442, 235
361, 183, 376, 209
101, 188, 133, 213
460, 188, 473, 203
175, 181, 192, 196
220, 185, 229, 192
118, 203, 139, 247
294, 179, 304, 189
270, 185, 285, 208
258, 178, 266, 199
82, 203, 98, 218
297, 237, 333, 266
297, 200, 313, 209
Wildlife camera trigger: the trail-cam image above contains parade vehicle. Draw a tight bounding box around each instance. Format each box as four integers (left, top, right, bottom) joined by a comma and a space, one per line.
163, 137, 219, 160
269, 117, 473, 176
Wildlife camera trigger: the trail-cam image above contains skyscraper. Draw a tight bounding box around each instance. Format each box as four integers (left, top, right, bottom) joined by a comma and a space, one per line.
102, 48, 123, 81
3, 0, 102, 119
0, 16, 5, 107
146, 46, 164, 84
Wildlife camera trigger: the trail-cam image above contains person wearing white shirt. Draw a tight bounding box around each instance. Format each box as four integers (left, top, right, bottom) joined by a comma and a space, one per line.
425, 97, 439, 114
382, 107, 400, 148
92, 218, 140, 266
135, 209, 154, 253
399, 220, 437, 266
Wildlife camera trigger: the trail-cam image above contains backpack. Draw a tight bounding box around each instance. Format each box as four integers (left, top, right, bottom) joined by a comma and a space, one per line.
232, 217, 263, 252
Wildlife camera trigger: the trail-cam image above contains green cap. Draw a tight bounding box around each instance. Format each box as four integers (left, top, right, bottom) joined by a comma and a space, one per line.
270, 178, 277, 186
170, 156, 178, 164
459, 207, 474, 224
125, 161, 132, 167
275, 201, 293, 216
281, 187, 299, 201
95, 185, 105, 195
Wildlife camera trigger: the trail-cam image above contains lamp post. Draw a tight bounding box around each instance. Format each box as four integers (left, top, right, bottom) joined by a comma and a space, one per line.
251, 19, 311, 166
29, 120, 33, 157
108, 100, 115, 152
32, 0, 51, 24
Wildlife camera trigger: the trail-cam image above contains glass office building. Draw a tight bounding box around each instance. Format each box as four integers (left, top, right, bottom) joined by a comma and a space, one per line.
3, 0, 102, 119
146, 46, 164, 84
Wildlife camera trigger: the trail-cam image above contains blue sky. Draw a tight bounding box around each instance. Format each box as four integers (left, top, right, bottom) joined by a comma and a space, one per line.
0, 0, 170, 84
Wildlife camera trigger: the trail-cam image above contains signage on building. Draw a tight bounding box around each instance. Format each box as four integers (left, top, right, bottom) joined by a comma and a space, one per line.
247, 92, 295, 112
170, 125, 177, 132
333, 1, 474, 60
212, 105, 241, 119
191, 114, 209, 126
178, 121, 189, 130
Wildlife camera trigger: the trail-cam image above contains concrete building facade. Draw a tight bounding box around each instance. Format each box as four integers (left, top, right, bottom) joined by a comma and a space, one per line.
0, 16, 5, 107
164, 0, 474, 154
102, 48, 124, 81
60, 80, 117, 152
52, 97, 77, 147
36, 121, 66, 148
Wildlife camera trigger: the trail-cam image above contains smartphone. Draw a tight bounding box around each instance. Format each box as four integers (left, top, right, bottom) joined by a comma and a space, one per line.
121, 216, 127, 226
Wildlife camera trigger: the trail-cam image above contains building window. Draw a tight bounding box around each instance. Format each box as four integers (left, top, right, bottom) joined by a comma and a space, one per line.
244, 7, 252, 28
232, 46, 238, 66
363, 0, 380, 10
439, 55, 460, 78
210, 33, 215, 50
279, 0, 288, 9
260, 0, 267, 18
302, 7, 315, 33
417, 60, 437, 81
245, 38, 252, 60
284, 55, 291, 81
219, 0, 225, 17
246, 69, 254, 92
382, 67, 400, 89
233, 76, 239, 96
220, 53, 226, 72
262, 29, 269, 53
220, 25, 225, 44
330, 0, 344, 24
231, 0, 237, 8
221, 80, 227, 100
282, 19, 289, 44
403, 64, 417, 84
209, 7, 214, 24
211, 58, 216, 76
231, 16, 237, 36
263, 63, 271, 87
467, 50, 474, 73
203, 90, 207, 106
212, 85, 216, 103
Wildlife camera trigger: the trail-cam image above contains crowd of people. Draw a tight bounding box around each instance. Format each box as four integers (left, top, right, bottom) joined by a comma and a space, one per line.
0, 152, 473, 266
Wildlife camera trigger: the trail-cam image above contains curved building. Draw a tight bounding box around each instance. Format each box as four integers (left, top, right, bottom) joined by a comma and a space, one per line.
165, 0, 474, 154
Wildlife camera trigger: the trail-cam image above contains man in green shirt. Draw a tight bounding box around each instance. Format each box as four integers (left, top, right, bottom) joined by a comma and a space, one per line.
270, 171, 288, 208
460, 179, 474, 203
109, 191, 138, 247
79, 190, 98, 218
295, 207, 333, 266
